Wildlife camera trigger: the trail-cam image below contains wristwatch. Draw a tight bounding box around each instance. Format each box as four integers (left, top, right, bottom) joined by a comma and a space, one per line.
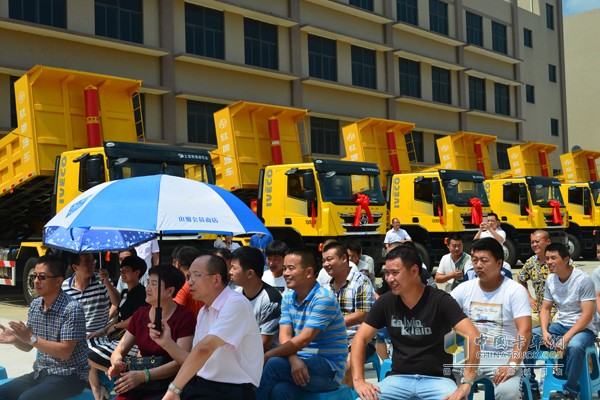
28, 335, 38, 346
508, 361, 518, 369
168, 382, 182, 395
460, 377, 475, 385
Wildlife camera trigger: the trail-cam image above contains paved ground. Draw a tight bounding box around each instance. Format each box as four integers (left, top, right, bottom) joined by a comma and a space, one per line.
1, 261, 599, 398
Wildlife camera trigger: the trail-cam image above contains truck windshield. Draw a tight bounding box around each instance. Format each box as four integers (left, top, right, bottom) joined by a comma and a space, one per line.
110, 161, 185, 180
591, 182, 600, 206
319, 173, 385, 205
529, 184, 564, 206
442, 179, 489, 206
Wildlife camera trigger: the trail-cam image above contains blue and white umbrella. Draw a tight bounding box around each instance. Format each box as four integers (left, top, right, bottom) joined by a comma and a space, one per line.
43, 174, 269, 253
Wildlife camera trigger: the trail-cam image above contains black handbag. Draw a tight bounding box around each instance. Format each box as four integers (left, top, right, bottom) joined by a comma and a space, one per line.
123, 355, 172, 396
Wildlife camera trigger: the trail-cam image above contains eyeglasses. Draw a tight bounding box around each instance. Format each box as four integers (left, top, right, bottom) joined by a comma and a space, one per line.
187, 272, 217, 281
29, 274, 60, 281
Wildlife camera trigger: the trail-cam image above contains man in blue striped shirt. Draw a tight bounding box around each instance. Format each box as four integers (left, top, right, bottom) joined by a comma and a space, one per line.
257, 249, 348, 400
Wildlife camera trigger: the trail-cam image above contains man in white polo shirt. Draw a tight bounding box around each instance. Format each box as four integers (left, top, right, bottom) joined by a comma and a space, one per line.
383, 218, 411, 250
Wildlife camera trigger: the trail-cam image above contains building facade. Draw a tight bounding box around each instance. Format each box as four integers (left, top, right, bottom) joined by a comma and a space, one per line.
0, 0, 567, 168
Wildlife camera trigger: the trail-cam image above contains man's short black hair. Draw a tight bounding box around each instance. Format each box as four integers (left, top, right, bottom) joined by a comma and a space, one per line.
471, 238, 504, 261
545, 242, 570, 259
265, 240, 288, 257
202, 254, 229, 286
38, 255, 66, 278
232, 246, 265, 278
121, 255, 147, 277
346, 239, 363, 255
174, 246, 202, 271
446, 233, 463, 243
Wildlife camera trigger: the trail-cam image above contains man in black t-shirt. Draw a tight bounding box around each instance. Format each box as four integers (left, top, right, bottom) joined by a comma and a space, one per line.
351, 245, 481, 400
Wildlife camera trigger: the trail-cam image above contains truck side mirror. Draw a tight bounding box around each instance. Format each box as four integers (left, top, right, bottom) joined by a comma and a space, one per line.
304, 189, 316, 202
303, 171, 316, 191
84, 155, 105, 190
432, 179, 441, 195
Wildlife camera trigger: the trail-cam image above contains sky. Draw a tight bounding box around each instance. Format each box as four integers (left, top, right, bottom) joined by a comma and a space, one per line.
563, 0, 600, 16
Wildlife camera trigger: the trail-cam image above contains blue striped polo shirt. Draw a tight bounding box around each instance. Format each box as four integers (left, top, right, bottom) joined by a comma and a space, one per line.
280, 282, 348, 384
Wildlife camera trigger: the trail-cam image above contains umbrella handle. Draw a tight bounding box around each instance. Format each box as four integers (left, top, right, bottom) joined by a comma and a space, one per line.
154, 307, 162, 334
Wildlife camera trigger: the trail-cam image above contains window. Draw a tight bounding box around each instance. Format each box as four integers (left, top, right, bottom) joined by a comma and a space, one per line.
399, 58, 421, 98
95, 0, 143, 43
9, 76, 18, 128
492, 21, 507, 54
434, 133, 444, 164
244, 18, 278, 70
496, 143, 511, 170
132, 93, 145, 139
351, 45, 376, 89
414, 177, 433, 203
429, 0, 448, 36
526, 84, 535, 104
350, 0, 373, 11
494, 83, 510, 116
432, 66, 451, 104
466, 12, 483, 46
503, 183, 521, 204
397, 0, 418, 25
308, 35, 337, 81
406, 131, 424, 162
524, 28, 533, 48
311, 117, 340, 155
546, 3, 554, 30
550, 118, 559, 136
185, 4, 224, 59
469, 76, 486, 111
187, 100, 223, 145
9, 0, 66, 28
548, 64, 557, 82
287, 174, 306, 200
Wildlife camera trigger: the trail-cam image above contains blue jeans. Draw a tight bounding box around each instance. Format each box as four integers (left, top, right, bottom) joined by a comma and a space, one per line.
256, 356, 338, 400
374, 374, 457, 400
0, 370, 85, 400
526, 323, 596, 396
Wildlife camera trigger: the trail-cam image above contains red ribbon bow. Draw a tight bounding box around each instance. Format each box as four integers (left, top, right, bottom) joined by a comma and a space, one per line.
468, 198, 483, 226
353, 194, 374, 227
549, 200, 563, 225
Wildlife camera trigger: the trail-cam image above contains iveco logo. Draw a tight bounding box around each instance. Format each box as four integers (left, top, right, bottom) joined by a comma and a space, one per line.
218, 118, 227, 129
441, 144, 449, 152
360, 214, 369, 225
347, 132, 356, 141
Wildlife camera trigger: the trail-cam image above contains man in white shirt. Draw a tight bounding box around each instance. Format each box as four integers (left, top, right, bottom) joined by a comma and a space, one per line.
434, 233, 472, 292
346, 239, 375, 285
261, 241, 288, 293
383, 218, 411, 250
473, 212, 506, 244
116, 239, 159, 291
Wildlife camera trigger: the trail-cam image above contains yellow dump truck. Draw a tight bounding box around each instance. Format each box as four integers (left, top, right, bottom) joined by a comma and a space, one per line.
211, 101, 387, 264
0, 65, 214, 303
342, 120, 491, 269
559, 149, 600, 259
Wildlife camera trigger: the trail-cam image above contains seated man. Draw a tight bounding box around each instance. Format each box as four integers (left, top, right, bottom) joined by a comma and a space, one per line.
257, 249, 348, 399
526, 243, 597, 400
451, 238, 532, 399
434, 233, 472, 292
0, 255, 89, 400
346, 239, 376, 285
351, 245, 480, 400
473, 212, 506, 244
321, 241, 375, 387
158, 254, 263, 400
262, 241, 289, 293
230, 246, 282, 352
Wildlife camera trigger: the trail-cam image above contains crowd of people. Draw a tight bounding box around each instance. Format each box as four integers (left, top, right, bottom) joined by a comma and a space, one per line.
1, 220, 600, 400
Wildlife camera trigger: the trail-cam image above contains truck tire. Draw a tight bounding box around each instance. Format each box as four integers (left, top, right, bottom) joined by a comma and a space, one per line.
414, 242, 432, 272
503, 238, 519, 269
566, 233, 582, 261
22, 257, 39, 305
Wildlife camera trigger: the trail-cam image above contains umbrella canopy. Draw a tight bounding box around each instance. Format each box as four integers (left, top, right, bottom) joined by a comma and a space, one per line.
43, 174, 269, 253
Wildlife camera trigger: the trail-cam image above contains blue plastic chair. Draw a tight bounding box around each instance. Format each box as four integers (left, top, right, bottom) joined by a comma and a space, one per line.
541, 344, 597, 400
378, 359, 391, 381
297, 384, 354, 400
365, 352, 381, 381
467, 378, 495, 400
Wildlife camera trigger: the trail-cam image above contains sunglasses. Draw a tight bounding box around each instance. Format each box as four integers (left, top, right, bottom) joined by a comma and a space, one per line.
29, 274, 60, 282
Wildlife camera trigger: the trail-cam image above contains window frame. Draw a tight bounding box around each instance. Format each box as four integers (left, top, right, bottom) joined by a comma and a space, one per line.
523, 28, 533, 48
550, 118, 559, 137
526, 84, 535, 104
351, 45, 377, 90
468, 76, 486, 111
244, 17, 279, 70
492, 21, 508, 54
548, 64, 557, 83
349, 0, 374, 12
308, 34, 337, 82
9, 0, 66, 28
185, 3, 225, 59
397, 0, 418, 25
187, 100, 223, 145
429, 0, 449, 36
311, 117, 341, 155
432, 66, 451, 104
546, 3, 554, 30
494, 82, 510, 116
465, 11, 483, 46
399, 58, 421, 98
95, 0, 143, 44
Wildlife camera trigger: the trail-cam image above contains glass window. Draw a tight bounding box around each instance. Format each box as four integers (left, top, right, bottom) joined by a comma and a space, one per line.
546, 3, 554, 30
494, 83, 510, 116
397, 0, 418, 25
187, 100, 223, 145
443, 179, 488, 206
244, 18, 278, 70
406, 131, 424, 162
399, 58, 421, 98
548, 64, 557, 83
524, 28, 533, 48
503, 183, 520, 204
414, 177, 433, 203
351, 45, 376, 89
308, 35, 337, 81
429, 0, 448, 36
287, 174, 306, 200
95, 0, 143, 43
185, 3, 224, 59
434, 133, 444, 164
311, 117, 340, 155
550, 118, 559, 137
132, 93, 145, 139
350, 0, 373, 11
9, 0, 66, 28
526, 84, 535, 104
469, 76, 486, 111
568, 187, 584, 206
432, 66, 451, 104
497, 143, 511, 170
9, 76, 18, 129
492, 21, 507, 54
466, 11, 483, 46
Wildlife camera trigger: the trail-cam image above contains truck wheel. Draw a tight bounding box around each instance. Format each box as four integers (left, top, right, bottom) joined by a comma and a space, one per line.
413, 242, 432, 272
566, 233, 582, 261
503, 239, 519, 268
22, 257, 39, 305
